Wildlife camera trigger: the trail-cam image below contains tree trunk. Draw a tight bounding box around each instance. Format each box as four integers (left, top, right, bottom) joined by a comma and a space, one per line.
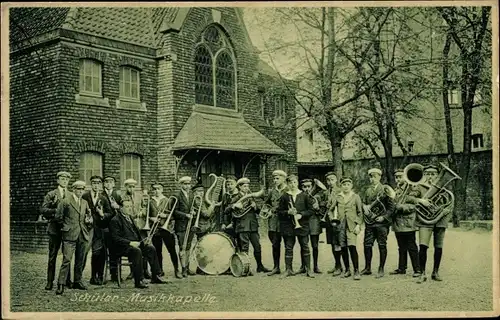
330, 136, 343, 180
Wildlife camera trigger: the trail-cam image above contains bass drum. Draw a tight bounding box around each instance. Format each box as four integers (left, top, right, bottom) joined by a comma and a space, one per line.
194, 232, 236, 275
230, 252, 251, 277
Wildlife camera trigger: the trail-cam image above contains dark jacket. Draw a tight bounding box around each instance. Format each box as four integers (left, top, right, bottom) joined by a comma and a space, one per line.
362, 183, 396, 227
108, 212, 144, 257
149, 196, 175, 233
55, 193, 93, 242
392, 185, 420, 233
277, 191, 313, 237
264, 186, 287, 233
173, 189, 193, 233
82, 191, 113, 251
233, 192, 259, 233
220, 191, 240, 227
40, 187, 69, 235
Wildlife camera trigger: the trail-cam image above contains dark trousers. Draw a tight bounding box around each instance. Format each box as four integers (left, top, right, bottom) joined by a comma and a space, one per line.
394, 231, 420, 273
283, 234, 311, 271
47, 233, 71, 284
124, 244, 161, 285
363, 225, 389, 270
152, 230, 179, 272
301, 235, 320, 268
57, 234, 90, 285
268, 231, 282, 269
238, 231, 265, 268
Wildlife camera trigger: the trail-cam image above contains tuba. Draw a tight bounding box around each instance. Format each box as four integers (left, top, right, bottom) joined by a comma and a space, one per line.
232, 189, 265, 218
397, 163, 426, 205
205, 173, 226, 207
363, 185, 396, 225
415, 162, 461, 225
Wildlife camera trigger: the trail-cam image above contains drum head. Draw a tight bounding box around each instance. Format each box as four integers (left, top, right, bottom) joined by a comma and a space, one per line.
195, 232, 235, 275
230, 253, 249, 277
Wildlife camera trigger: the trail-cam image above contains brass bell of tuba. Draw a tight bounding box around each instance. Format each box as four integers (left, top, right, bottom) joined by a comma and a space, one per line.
415, 162, 461, 225
397, 163, 426, 205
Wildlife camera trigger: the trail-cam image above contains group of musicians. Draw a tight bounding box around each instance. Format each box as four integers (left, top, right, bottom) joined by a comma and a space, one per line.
40, 161, 455, 295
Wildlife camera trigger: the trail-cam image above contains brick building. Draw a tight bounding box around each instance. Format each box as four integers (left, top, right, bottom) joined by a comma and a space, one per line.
9, 7, 297, 250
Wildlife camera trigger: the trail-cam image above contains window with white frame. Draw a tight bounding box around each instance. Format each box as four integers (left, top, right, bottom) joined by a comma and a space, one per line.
194, 25, 236, 109
448, 89, 459, 105
79, 59, 102, 96
79, 152, 103, 186
471, 134, 484, 149
274, 95, 286, 120
119, 66, 140, 100
121, 154, 141, 187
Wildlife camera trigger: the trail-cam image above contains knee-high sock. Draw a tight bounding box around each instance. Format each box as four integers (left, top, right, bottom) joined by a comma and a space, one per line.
341, 247, 350, 271
379, 245, 387, 269
364, 246, 372, 269
419, 245, 428, 274
332, 246, 342, 268
433, 248, 443, 272
312, 247, 319, 268
348, 246, 359, 271
285, 255, 293, 271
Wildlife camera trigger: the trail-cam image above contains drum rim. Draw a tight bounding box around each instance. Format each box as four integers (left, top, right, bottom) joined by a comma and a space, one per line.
195, 232, 235, 275
230, 252, 250, 277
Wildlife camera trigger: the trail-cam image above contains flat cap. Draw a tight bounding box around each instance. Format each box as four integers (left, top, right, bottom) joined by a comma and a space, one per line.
72, 180, 86, 189
237, 177, 250, 186
272, 170, 287, 178
90, 175, 103, 182
340, 177, 353, 184
424, 165, 439, 172
124, 178, 137, 186
179, 176, 192, 184
57, 171, 72, 179
151, 181, 164, 188
103, 176, 116, 182
368, 168, 382, 176
325, 171, 337, 178
225, 175, 238, 182
286, 174, 298, 182
192, 183, 205, 191
301, 178, 313, 184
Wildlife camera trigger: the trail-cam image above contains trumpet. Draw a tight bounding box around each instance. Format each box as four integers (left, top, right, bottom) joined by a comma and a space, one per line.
288, 199, 302, 229
321, 189, 336, 223
142, 196, 177, 245
232, 189, 265, 218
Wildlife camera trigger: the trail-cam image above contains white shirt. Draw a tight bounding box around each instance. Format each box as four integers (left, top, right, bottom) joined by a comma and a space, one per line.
181, 189, 189, 200
152, 195, 166, 205
287, 189, 302, 203
58, 186, 66, 198
73, 194, 81, 207
91, 190, 99, 205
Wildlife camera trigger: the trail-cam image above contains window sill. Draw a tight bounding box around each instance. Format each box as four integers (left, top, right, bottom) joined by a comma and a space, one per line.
75, 94, 111, 108
116, 99, 147, 112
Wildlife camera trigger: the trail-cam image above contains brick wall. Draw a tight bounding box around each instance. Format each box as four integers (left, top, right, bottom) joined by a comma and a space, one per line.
10, 221, 50, 253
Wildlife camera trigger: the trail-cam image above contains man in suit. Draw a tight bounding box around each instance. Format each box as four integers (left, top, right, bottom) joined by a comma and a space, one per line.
220, 175, 240, 248
40, 171, 73, 290
102, 176, 121, 281
108, 199, 168, 289
416, 164, 453, 283
82, 175, 113, 285
54, 180, 95, 295
277, 174, 314, 278
173, 176, 196, 277
232, 177, 270, 275
300, 177, 323, 274
148, 181, 182, 279
361, 168, 396, 279
263, 170, 287, 276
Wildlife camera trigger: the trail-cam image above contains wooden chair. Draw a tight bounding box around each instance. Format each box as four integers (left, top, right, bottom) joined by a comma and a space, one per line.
104, 254, 133, 288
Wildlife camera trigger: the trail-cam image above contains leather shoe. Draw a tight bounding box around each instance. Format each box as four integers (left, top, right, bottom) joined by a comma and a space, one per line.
305, 269, 315, 278
313, 266, 322, 274
89, 278, 98, 285
281, 269, 294, 278
431, 271, 443, 281
151, 276, 169, 284
65, 280, 73, 289
267, 268, 281, 276
416, 273, 427, 284
360, 268, 372, 276
343, 270, 352, 278
181, 267, 188, 278
175, 270, 183, 279
412, 272, 422, 278
257, 265, 271, 273
296, 266, 306, 274
144, 271, 152, 280
73, 282, 88, 290
135, 280, 148, 289
332, 267, 343, 277
389, 269, 406, 275
353, 270, 361, 280
45, 282, 53, 290
55, 284, 64, 295
375, 268, 385, 279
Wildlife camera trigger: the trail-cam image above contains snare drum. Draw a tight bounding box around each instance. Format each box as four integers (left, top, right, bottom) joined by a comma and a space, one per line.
230, 252, 251, 277
194, 232, 235, 275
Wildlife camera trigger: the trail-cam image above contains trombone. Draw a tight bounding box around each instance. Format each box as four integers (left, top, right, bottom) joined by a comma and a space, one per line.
181, 194, 203, 268
141, 196, 178, 245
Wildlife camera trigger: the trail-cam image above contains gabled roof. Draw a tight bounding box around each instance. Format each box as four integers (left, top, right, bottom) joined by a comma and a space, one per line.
9, 7, 70, 44
172, 110, 285, 155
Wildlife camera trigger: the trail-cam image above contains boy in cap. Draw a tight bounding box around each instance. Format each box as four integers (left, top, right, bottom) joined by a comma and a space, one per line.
148, 182, 182, 279
416, 164, 453, 283
361, 167, 396, 278
82, 175, 113, 285
173, 176, 196, 277
300, 177, 323, 274
220, 175, 240, 243
390, 169, 421, 278
102, 176, 121, 281
40, 171, 73, 290
277, 174, 314, 278
263, 169, 288, 276
232, 177, 270, 274
336, 177, 363, 280
54, 180, 94, 295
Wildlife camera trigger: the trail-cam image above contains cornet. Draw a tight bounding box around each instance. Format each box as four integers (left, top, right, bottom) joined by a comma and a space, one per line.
288, 199, 302, 229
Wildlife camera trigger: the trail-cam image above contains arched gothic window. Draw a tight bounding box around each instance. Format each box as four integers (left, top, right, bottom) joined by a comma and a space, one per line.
194, 25, 236, 109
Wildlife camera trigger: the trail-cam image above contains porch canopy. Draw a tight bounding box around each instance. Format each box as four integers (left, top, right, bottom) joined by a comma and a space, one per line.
172, 108, 285, 155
